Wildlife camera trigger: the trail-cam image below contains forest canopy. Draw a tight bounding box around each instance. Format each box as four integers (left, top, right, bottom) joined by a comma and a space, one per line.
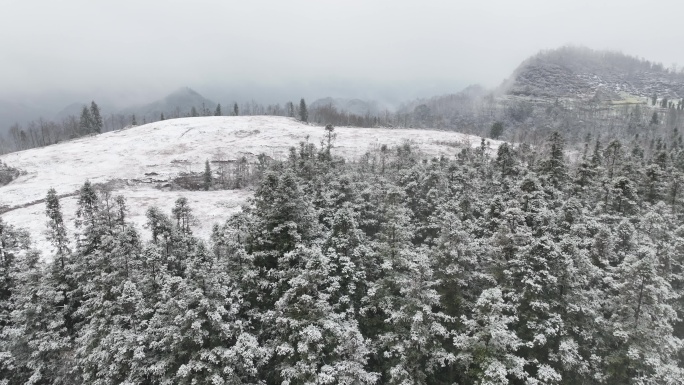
1, 129, 683, 384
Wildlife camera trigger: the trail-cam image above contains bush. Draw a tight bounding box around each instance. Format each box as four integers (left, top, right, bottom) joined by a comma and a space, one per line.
0, 161, 21, 186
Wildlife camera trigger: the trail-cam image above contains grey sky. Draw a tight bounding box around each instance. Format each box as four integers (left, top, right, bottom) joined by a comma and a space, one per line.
2, 0, 683, 107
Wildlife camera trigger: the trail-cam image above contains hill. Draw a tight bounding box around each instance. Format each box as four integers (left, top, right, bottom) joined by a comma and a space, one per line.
0, 115, 501, 254
310, 97, 392, 116
389, 47, 684, 146
0, 99, 50, 135
120, 87, 218, 121
502, 46, 684, 102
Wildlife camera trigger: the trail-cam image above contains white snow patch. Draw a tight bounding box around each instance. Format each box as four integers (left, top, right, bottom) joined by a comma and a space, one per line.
1, 116, 501, 258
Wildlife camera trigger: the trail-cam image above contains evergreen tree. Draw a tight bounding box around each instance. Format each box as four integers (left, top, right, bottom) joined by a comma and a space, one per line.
591, 137, 603, 167
233, 102, 239, 116
299, 98, 308, 123
490, 121, 504, 139
604, 139, 624, 180
45, 187, 79, 339
605, 241, 683, 383
172, 197, 193, 235
0, 218, 31, 383
203, 159, 212, 191
266, 245, 378, 384
71, 192, 147, 383
495, 142, 517, 177
90, 101, 103, 134
365, 187, 453, 384
324, 124, 336, 157
286, 101, 295, 117
651, 111, 659, 125
79, 106, 93, 135
9, 248, 74, 384
46, 188, 70, 266
453, 288, 527, 384
144, 241, 269, 384
75, 180, 101, 252
539, 131, 568, 189
214, 103, 222, 116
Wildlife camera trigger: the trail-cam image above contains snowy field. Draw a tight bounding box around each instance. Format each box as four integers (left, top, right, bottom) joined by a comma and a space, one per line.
0, 116, 500, 256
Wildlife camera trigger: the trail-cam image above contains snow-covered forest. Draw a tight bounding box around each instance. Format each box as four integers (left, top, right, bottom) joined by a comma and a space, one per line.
1, 128, 683, 384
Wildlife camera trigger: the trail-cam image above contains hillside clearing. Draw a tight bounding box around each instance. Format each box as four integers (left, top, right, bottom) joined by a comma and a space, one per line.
0, 116, 502, 256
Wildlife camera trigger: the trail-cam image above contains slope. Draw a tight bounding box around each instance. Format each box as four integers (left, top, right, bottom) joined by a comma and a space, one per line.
0, 115, 502, 255
502, 46, 684, 101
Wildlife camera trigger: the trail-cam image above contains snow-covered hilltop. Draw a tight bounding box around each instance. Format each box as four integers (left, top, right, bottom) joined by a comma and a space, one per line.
502, 46, 684, 101
0, 116, 500, 254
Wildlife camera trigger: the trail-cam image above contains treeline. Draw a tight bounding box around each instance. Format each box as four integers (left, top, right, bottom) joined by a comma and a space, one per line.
1, 127, 684, 383
1, 101, 111, 154
397, 90, 684, 150
174, 155, 268, 191
6, 86, 683, 164
0, 98, 391, 155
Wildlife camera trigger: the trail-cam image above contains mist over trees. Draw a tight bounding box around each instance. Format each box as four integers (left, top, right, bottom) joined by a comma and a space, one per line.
4, 47, 682, 158
4, 46, 684, 159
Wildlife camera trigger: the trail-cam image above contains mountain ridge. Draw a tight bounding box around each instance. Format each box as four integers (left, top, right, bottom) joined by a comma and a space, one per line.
119, 86, 218, 120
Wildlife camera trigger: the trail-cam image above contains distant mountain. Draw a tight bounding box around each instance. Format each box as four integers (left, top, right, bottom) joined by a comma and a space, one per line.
54, 102, 91, 121
0, 100, 50, 135
120, 87, 218, 121
393, 84, 488, 128
310, 97, 392, 116
501, 46, 684, 101
398, 84, 488, 111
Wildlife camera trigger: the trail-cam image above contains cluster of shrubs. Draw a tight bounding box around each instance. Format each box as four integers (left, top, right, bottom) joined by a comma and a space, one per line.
0, 161, 21, 187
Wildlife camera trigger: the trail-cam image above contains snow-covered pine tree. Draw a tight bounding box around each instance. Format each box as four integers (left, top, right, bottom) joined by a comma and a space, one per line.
203, 159, 212, 191
79, 106, 93, 135
267, 245, 378, 384
299, 98, 308, 123
46, 188, 70, 266
453, 288, 527, 385
71, 192, 147, 383
365, 187, 453, 384
90, 101, 103, 134
143, 239, 269, 384
7, 248, 75, 384
0, 218, 32, 383
538, 131, 568, 191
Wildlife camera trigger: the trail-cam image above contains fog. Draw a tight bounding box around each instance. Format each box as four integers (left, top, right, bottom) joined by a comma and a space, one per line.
2, 0, 684, 113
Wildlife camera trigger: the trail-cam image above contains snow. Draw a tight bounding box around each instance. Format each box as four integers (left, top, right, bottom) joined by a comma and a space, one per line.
2, 187, 251, 254
0, 116, 501, 257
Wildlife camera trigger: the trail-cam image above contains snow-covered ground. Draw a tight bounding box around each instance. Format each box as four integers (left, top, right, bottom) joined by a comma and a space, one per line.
1, 188, 251, 255
0, 116, 501, 257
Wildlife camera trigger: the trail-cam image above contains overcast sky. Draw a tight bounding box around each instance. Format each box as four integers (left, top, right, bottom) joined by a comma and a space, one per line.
2, 0, 684, 108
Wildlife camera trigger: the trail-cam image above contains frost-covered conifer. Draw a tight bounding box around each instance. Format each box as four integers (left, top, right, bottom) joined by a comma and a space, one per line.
79, 106, 93, 135
268, 246, 378, 384
0, 218, 32, 383
203, 159, 212, 191
90, 101, 103, 134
